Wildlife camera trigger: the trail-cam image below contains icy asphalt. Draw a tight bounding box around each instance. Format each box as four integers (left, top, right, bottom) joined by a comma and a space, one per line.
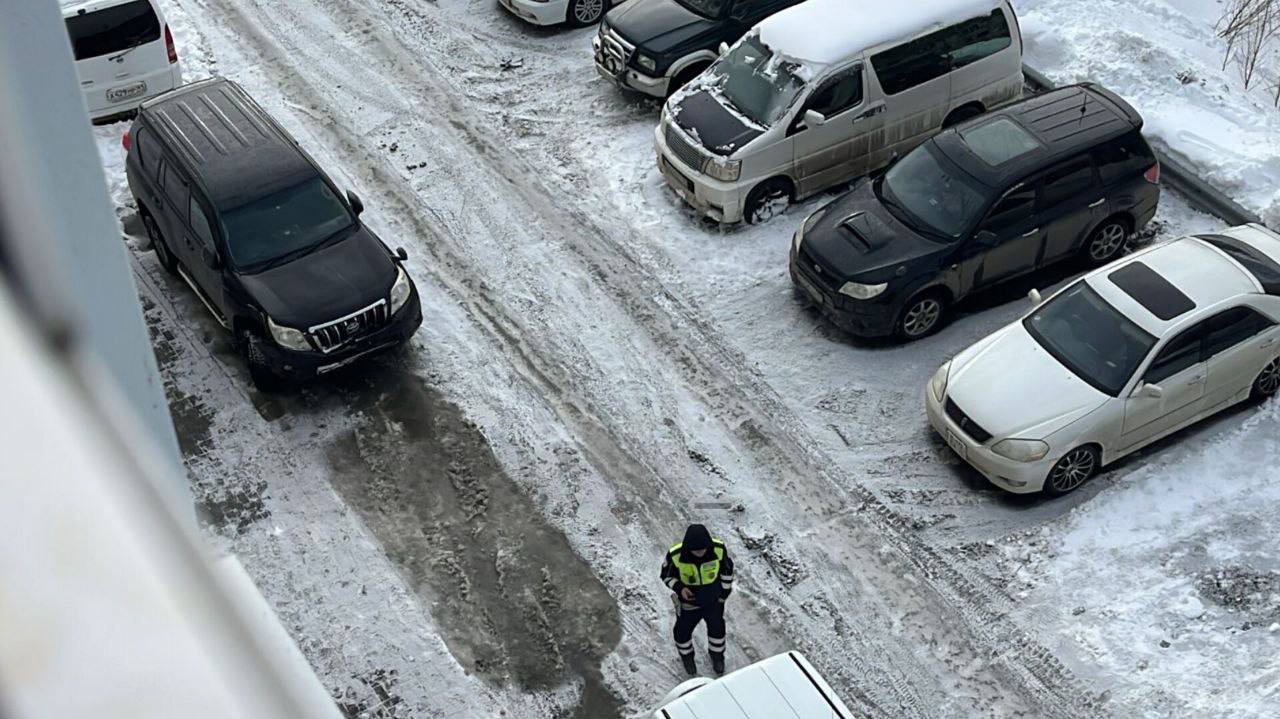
95, 0, 1278, 717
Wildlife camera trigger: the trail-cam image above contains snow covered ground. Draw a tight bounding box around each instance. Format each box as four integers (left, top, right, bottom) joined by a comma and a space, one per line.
88, 0, 1279, 716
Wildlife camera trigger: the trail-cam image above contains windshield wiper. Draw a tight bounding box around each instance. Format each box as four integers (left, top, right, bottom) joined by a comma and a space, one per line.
107, 35, 150, 62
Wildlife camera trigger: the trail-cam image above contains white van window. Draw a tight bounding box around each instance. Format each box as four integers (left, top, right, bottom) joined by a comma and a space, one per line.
879, 144, 989, 239
64, 1, 161, 61
709, 35, 807, 128
805, 68, 863, 118
871, 9, 1011, 96
942, 10, 1012, 70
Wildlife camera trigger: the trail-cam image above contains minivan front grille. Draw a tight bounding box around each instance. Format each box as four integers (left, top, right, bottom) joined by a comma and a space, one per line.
945, 398, 992, 444
307, 299, 389, 354
664, 122, 708, 174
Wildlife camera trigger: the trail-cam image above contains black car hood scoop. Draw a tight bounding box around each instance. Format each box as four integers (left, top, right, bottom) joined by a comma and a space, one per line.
672, 90, 763, 156
239, 226, 396, 329
839, 211, 896, 254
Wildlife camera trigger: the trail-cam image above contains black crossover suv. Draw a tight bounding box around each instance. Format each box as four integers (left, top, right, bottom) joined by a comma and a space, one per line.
790, 83, 1160, 341
595, 0, 803, 98
124, 78, 422, 389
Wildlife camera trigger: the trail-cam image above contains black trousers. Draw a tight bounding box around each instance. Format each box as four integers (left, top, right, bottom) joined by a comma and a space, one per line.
673, 601, 726, 658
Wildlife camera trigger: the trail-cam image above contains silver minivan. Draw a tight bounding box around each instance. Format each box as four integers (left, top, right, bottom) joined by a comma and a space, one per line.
655, 0, 1023, 224
62, 0, 183, 123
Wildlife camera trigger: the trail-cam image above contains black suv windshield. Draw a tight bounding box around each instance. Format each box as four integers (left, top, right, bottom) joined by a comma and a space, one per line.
221, 177, 354, 270
674, 0, 727, 19
65, 0, 161, 60
706, 34, 807, 128
1023, 282, 1156, 396
879, 143, 990, 240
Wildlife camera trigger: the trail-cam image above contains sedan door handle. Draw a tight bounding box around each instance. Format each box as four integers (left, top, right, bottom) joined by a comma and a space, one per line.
1088, 198, 1106, 208
1021, 228, 1040, 237
1261, 338, 1276, 348
1188, 374, 1204, 383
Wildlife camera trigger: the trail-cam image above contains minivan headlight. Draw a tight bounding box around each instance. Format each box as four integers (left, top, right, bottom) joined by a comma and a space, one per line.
267, 316, 310, 351
930, 360, 951, 402
838, 281, 888, 300
705, 156, 741, 182
635, 54, 657, 73
991, 439, 1051, 462
389, 266, 412, 313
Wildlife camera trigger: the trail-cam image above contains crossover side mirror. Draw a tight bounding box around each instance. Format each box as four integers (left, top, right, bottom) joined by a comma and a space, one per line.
1135, 382, 1164, 399
201, 246, 222, 270
395, 246, 408, 262
803, 109, 828, 129
347, 189, 364, 216
1028, 288, 1042, 306
718, 42, 730, 56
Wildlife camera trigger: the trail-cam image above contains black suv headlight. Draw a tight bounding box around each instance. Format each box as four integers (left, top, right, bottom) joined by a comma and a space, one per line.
389, 266, 412, 313
267, 316, 310, 351
634, 53, 658, 73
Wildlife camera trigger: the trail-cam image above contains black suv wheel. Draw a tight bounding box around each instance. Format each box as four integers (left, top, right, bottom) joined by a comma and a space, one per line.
896, 290, 948, 341
1082, 218, 1130, 265
141, 208, 178, 275
239, 328, 283, 392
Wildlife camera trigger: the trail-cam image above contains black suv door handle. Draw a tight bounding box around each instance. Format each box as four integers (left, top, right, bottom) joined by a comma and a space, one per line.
1088, 198, 1106, 208
1021, 227, 1040, 237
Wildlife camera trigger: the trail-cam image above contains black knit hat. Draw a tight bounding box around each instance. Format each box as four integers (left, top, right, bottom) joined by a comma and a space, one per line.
683, 523, 712, 551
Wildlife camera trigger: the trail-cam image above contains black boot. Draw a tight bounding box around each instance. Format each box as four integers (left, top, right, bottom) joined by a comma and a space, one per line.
681, 653, 698, 676
711, 653, 725, 676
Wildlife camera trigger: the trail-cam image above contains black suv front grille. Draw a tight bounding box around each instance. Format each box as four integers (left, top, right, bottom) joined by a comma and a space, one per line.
945, 398, 992, 443
308, 300, 389, 353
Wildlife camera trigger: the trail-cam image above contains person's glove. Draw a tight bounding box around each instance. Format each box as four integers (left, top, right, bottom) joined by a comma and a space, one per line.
680, 587, 695, 602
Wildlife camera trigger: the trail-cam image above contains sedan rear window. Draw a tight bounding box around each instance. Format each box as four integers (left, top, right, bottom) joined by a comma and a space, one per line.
65, 1, 161, 61
1024, 282, 1156, 396
1199, 234, 1280, 295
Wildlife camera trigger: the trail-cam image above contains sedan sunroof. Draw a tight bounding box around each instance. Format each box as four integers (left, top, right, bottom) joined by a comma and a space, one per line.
1107, 262, 1196, 320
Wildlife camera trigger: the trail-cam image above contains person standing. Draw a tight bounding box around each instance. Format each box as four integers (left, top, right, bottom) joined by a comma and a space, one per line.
660, 524, 734, 676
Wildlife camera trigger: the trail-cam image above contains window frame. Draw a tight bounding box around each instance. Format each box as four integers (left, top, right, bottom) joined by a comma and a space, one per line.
978, 181, 1037, 234
1142, 322, 1208, 385
1036, 155, 1098, 212
1200, 306, 1276, 360
804, 64, 865, 120
159, 159, 190, 224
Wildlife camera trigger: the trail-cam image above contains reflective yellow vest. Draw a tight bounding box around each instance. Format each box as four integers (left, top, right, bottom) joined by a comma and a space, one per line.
668, 540, 725, 586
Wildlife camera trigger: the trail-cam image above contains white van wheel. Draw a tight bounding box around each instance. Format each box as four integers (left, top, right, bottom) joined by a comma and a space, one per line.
567, 0, 606, 27
744, 179, 791, 225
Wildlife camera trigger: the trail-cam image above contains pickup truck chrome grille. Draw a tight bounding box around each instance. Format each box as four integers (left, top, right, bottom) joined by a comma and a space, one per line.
663, 122, 708, 174
307, 299, 389, 354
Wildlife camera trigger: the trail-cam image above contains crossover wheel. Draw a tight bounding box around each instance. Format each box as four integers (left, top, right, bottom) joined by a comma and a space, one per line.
1044, 446, 1099, 496
567, 0, 605, 27
744, 179, 791, 225
142, 210, 178, 275
1083, 219, 1129, 265
239, 328, 283, 392
1252, 357, 1280, 400
895, 291, 948, 341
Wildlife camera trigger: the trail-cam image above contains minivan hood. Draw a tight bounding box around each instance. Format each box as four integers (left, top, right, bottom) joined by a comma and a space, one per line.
239, 225, 395, 330
801, 180, 944, 281
608, 0, 718, 53
947, 324, 1109, 440
670, 89, 763, 156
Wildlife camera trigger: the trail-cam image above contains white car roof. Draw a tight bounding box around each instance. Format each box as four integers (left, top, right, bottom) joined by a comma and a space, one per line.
657, 652, 852, 719
758, 0, 1004, 66
60, 0, 151, 17
1086, 235, 1261, 336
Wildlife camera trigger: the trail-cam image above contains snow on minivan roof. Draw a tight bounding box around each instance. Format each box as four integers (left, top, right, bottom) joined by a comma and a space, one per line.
759, 0, 1005, 66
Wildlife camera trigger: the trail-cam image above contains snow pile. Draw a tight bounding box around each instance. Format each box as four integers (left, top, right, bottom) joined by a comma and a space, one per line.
995, 398, 1280, 717
761, 0, 1001, 65
1015, 0, 1280, 225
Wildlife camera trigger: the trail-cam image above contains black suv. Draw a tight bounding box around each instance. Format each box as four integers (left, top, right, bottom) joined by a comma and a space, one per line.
594, 0, 802, 98
790, 83, 1160, 341
124, 78, 423, 389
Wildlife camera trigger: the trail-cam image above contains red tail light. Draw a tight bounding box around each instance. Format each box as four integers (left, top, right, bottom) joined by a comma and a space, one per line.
1144, 161, 1160, 184
122, 130, 131, 152
164, 25, 177, 64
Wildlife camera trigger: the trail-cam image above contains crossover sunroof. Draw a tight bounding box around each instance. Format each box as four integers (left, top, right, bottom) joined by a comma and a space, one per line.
1107, 261, 1196, 321
958, 117, 1043, 166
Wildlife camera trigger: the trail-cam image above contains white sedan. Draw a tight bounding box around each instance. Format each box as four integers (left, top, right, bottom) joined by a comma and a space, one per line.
926, 224, 1280, 495
653, 651, 855, 718
498, 0, 616, 27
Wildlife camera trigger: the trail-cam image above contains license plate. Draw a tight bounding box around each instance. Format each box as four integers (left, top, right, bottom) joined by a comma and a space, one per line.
107, 81, 147, 103
796, 273, 823, 305
660, 155, 694, 193
946, 430, 968, 459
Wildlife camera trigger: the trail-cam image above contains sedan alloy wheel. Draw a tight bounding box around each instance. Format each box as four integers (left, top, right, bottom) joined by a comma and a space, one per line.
1046, 446, 1098, 495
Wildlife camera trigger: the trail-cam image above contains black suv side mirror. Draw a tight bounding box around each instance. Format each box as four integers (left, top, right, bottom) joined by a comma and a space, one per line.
347, 189, 364, 216
202, 246, 223, 270
973, 230, 1000, 248
395, 247, 408, 262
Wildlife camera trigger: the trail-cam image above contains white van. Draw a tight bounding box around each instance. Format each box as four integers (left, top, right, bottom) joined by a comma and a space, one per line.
654, 0, 1023, 224
653, 652, 856, 718
62, 0, 183, 123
